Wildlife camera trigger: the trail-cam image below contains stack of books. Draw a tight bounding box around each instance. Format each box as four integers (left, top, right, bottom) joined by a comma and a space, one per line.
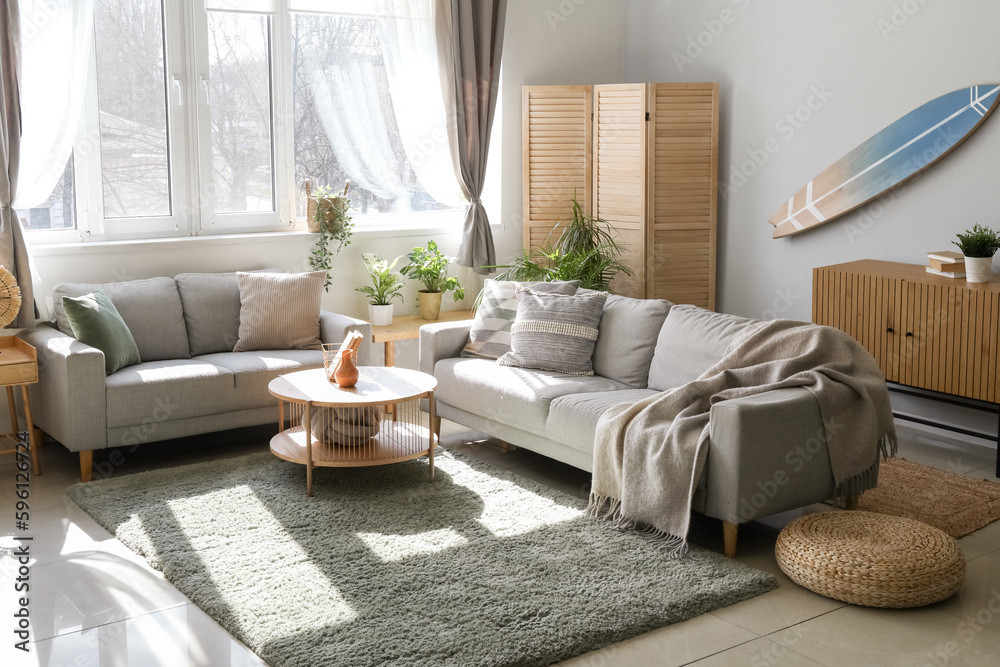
926, 251, 966, 278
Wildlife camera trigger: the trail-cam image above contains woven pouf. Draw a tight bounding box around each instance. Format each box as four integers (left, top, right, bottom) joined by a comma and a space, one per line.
775, 511, 965, 608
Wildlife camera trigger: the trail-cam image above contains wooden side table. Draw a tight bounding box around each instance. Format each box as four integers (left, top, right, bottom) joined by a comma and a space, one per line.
370, 310, 474, 367
0, 336, 41, 476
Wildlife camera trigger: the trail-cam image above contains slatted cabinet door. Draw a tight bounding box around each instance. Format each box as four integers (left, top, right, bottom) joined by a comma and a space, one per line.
813, 260, 1000, 403
813, 264, 903, 383
646, 83, 719, 309
522, 86, 593, 255
593, 84, 648, 298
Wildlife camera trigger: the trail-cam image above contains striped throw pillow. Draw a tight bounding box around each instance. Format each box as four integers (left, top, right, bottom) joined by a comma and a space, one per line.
497, 287, 608, 376
233, 271, 325, 352
462, 279, 581, 359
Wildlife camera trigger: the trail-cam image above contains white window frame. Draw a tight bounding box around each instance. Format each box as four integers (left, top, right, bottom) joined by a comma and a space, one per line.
73, 0, 195, 241
191, 1, 292, 235
25, 0, 467, 246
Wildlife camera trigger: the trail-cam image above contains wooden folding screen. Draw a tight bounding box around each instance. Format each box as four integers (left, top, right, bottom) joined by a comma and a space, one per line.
523, 82, 718, 309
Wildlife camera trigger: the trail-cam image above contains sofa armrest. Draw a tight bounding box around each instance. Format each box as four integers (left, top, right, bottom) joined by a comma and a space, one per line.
705, 386, 834, 524
419, 320, 473, 376
18, 325, 108, 452
320, 311, 374, 366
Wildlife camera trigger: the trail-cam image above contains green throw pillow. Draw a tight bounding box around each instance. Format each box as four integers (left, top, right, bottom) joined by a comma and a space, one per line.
62, 290, 142, 375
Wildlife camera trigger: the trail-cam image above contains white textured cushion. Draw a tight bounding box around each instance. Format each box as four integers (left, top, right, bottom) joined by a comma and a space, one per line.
647, 305, 754, 391
233, 272, 325, 352
592, 295, 672, 387
498, 288, 609, 376
462, 279, 580, 359
53, 277, 190, 362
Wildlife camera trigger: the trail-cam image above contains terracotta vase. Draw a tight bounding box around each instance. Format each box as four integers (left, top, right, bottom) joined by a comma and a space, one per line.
333, 349, 359, 388
418, 291, 442, 320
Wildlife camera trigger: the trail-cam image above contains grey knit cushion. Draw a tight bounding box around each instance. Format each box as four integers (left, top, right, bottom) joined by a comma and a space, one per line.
497, 288, 609, 376
462, 279, 580, 359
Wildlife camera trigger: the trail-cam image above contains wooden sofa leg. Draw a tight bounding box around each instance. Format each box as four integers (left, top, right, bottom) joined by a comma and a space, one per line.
845, 494, 860, 510
80, 451, 93, 482
723, 521, 738, 558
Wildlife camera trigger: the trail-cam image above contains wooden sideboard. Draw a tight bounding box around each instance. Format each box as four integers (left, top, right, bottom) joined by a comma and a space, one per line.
814, 260, 1000, 402
814, 260, 1000, 475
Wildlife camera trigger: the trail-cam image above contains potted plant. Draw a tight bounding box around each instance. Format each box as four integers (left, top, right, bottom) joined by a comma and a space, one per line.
953, 224, 1000, 283
355, 253, 405, 326
491, 195, 632, 291
400, 240, 465, 320
307, 181, 353, 292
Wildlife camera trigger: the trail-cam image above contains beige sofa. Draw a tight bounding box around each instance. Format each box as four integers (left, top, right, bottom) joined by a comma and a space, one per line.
19, 272, 371, 482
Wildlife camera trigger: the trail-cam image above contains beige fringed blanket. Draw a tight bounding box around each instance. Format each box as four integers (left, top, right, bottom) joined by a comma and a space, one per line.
588, 317, 897, 557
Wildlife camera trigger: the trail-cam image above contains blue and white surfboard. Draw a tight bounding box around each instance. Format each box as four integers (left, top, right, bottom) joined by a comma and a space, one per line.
770, 84, 999, 238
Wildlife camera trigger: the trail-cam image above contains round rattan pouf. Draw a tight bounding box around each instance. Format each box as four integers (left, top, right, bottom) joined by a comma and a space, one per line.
775, 511, 965, 608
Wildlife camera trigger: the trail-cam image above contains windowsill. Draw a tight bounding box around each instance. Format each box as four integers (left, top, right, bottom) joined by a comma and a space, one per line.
28, 214, 465, 257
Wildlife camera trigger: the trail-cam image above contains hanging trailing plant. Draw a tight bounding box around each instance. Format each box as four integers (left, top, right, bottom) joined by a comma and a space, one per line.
308, 181, 353, 292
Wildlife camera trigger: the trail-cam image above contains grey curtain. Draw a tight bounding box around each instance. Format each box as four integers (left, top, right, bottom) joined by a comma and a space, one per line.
0, 3, 33, 327
447, 0, 506, 275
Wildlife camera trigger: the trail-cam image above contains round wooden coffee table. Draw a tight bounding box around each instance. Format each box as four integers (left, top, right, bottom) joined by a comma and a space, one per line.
268, 366, 438, 496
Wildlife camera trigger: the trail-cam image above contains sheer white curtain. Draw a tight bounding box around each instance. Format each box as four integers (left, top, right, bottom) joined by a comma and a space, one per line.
376, 0, 465, 208
308, 61, 408, 203
14, 0, 95, 209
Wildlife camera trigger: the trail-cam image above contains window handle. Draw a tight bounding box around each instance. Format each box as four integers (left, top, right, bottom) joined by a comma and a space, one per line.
172, 76, 183, 106
200, 77, 211, 106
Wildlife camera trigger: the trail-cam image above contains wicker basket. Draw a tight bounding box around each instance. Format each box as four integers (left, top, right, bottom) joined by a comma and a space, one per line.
775, 511, 965, 608
305, 181, 348, 234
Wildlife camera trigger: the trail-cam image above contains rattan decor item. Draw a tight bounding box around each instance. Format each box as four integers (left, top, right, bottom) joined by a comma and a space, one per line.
775, 511, 965, 608
0, 266, 22, 328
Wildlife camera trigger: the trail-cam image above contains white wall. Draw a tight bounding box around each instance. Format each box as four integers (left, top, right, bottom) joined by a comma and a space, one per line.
623, 0, 1000, 441
497, 0, 626, 264
624, 0, 1000, 321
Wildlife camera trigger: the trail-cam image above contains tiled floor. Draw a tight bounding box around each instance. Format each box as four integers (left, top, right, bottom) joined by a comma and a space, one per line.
1, 421, 999, 666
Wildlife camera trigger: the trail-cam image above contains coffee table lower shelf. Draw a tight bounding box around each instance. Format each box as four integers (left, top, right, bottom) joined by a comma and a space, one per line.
270, 423, 434, 468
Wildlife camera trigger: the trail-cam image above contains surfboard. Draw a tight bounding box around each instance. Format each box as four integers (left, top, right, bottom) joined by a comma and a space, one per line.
769, 84, 1000, 239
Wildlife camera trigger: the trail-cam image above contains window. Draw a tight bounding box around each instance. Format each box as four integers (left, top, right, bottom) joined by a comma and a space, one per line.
290, 11, 449, 220
205, 10, 275, 214
94, 0, 172, 219
22, 0, 460, 243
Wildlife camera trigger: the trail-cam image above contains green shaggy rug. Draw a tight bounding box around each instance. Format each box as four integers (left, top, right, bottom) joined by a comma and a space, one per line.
67, 450, 775, 667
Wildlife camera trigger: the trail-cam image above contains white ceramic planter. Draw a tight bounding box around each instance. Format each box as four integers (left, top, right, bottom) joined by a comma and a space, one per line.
368, 304, 394, 326
964, 256, 994, 284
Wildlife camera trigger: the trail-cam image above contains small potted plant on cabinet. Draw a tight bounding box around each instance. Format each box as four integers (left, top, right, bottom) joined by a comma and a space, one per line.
400, 240, 464, 320
953, 224, 1000, 283
355, 253, 405, 326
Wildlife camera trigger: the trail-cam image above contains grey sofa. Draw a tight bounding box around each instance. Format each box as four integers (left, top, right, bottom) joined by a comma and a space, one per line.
420, 296, 879, 557
19, 273, 372, 482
